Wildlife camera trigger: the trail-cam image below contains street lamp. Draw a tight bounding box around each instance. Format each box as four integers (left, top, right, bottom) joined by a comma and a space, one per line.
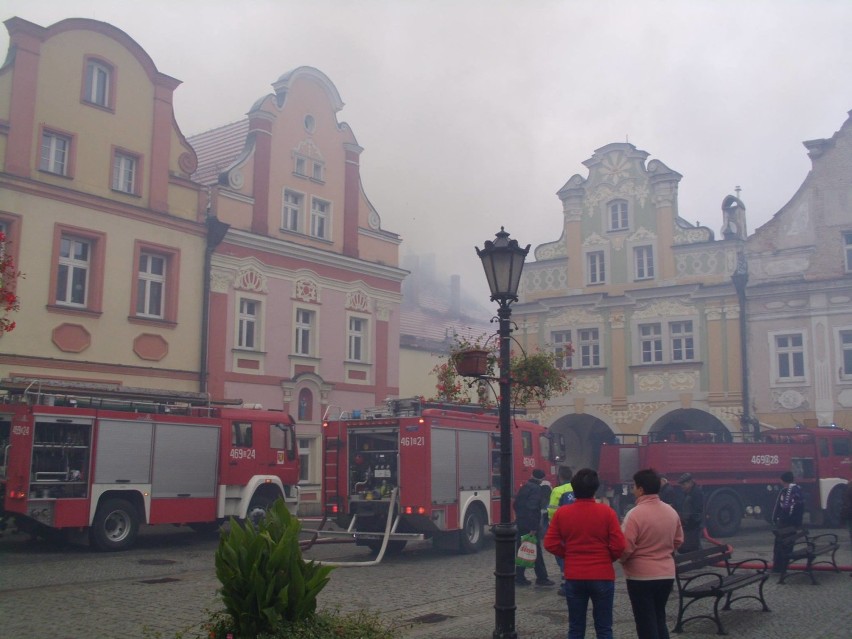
476, 227, 529, 639
731, 253, 756, 438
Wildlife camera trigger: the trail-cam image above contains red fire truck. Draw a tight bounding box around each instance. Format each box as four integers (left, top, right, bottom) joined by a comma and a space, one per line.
597, 425, 852, 537
321, 398, 556, 555
0, 381, 299, 551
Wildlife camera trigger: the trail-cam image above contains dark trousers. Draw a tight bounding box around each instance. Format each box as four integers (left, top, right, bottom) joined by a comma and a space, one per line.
515, 532, 548, 582
772, 535, 794, 573
564, 579, 615, 639
678, 527, 702, 553
626, 578, 674, 639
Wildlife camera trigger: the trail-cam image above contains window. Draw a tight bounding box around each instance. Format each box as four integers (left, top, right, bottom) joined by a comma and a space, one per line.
348, 316, 367, 362
841, 330, 852, 378
282, 190, 303, 232
136, 252, 165, 318
578, 328, 600, 368
237, 298, 259, 350
521, 431, 533, 456
84, 60, 112, 108
609, 200, 629, 231
844, 232, 852, 273
294, 156, 307, 176
112, 151, 138, 194
231, 422, 252, 448
312, 161, 325, 182
295, 308, 315, 355
634, 246, 655, 280
40, 131, 70, 175
640, 323, 663, 363
298, 437, 312, 483
310, 198, 330, 239
56, 236, 90, 306
671, 321, 695, 362
552, 330, 573, 370
775, 334, 805, 380
587, 251, 606, 284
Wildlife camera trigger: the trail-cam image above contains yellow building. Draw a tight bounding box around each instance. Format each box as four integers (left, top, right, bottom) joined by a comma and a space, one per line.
0, 18, 205, 393
514, 143, 747, 470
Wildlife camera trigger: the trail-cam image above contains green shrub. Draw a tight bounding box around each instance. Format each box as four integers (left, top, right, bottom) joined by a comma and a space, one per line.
204, 608, 402, 639
214, 499, 334, 638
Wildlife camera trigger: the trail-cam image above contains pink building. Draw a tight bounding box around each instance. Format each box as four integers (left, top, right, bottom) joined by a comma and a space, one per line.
189, 68, 404, 511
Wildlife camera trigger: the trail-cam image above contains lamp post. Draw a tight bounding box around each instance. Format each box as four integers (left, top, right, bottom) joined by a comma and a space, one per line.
476, 227, 529, 639
731, 252, 755, 438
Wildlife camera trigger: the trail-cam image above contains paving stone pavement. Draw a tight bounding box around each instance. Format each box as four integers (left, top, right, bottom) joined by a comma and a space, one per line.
0, 521, 850, 639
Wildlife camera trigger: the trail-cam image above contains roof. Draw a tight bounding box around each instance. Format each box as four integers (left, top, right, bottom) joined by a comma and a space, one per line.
187, 119, 250, 186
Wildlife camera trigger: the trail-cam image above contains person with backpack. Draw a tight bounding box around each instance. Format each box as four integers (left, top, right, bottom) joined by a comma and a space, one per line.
548, 466, 575, 596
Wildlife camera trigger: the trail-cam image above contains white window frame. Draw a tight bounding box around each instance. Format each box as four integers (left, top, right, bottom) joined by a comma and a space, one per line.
112, 152, 137, 194
770, 331, 807, 384
295, 307, 315, 356
294, 155, 307, 177
551, 330, 573, 370
237, 297, 261, 351
670, 320, 695, 362
347, 314, 369, 363
838, 328, 852, 381
136, 252, 165, 318
639, 323, 663, 363
310, 198, 330, 240
634, 245, 655, 280
85, 60, 111, 107
844, 232, 852, 273
578, 328, 600, 368
311, 161, 325, 182
56, 235, 90, 307
40, 131, 70, 175
587, 251, 606, 285
282, 189, 304, 232
608, 200, 629, 231
298, 437, 313, 483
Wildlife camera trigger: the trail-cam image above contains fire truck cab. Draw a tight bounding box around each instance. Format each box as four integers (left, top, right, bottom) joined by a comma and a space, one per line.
322, 398, 556, 555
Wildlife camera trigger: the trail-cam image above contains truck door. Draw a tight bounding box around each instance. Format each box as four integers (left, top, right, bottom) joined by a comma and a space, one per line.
221, 419, 257, 486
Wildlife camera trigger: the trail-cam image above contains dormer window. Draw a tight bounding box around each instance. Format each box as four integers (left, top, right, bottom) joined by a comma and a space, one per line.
608, 200, 629, 231
83, 59, 113, 109
294, 155, 307, 177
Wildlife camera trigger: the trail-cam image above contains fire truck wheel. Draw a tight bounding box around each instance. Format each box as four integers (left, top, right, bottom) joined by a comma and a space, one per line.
705, 491, 742, 537
460, 509, 486, 553
89, 498, 139, 551
825, 485, 846, 527
246, 492, 279, 526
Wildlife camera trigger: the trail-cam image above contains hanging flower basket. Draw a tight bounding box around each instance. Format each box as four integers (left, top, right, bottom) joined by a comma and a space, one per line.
454, 348, 491, 377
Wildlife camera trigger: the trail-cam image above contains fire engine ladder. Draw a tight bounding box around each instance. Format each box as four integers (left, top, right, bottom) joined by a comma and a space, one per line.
300, 488, 425, 567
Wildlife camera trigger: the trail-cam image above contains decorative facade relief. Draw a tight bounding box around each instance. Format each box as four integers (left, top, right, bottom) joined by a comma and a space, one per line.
294, 139, 324, 161
228, 170, 244, 189
776, 389, 805, 410
633, 298, 693, 319
636, 370, 699, 392
583, 232, 608, 248
584, 180, 649, 215
546, 306, 599, 328
596, 401, 668, 425
673, 226, 712, 244
210, 270, 231, 294
628, 226, 657, 241
234, 265, 268, 293
346, 290, 370, 312
375, 303, 392, 322
524, 267, 569, 293
294, 278, 320, 303
572, 376, 603, 395
534, 238, 568, 260
608, 312, 625, 329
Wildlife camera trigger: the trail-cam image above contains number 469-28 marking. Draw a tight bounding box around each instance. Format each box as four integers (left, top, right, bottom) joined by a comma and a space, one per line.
750, 454, 779, 466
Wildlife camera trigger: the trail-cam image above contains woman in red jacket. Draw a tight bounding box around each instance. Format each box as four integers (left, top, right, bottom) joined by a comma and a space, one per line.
544, 468, 626, 639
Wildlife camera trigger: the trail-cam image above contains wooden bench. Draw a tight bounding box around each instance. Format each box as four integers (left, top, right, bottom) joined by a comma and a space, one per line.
673, 544, 770, 635
772, 526, 841, 585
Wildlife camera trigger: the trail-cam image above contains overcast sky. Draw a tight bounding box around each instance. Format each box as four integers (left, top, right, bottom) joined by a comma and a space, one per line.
4, 1, 852, 304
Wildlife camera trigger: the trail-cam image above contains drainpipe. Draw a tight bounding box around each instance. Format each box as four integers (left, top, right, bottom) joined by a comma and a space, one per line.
200, 192, 230, 395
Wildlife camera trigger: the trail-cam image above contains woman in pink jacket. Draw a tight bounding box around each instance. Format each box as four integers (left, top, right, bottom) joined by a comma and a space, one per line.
620, 468, 684, 639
